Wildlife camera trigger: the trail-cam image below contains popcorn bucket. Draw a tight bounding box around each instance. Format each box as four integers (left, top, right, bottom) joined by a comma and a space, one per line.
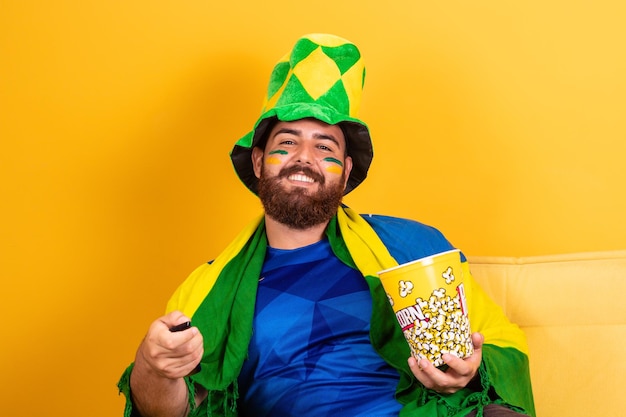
378, 249, 473, 367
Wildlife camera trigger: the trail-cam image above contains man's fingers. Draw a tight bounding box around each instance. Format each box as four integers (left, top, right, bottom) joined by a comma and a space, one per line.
160, 310, 192, 331
472, 332, 484, 350
408, 356, 439, 388
139, 322, 203, 379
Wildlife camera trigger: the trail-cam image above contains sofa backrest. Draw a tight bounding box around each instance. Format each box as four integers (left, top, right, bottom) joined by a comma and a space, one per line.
468, 250, 626, 417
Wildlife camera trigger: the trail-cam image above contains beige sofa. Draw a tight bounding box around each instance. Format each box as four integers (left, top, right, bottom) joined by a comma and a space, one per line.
468, 250, 626, 417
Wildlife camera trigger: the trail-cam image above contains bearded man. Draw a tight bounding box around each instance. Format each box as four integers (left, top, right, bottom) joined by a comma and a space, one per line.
118, 34, 535, 417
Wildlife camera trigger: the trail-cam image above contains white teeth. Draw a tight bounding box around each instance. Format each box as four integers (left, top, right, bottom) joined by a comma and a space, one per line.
288, 174, 314, 183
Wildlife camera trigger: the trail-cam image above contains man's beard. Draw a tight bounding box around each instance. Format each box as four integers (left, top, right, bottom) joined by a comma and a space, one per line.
257, 164, 346, 230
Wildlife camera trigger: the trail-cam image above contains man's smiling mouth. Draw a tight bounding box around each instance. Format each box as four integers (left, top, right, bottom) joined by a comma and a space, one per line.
288, 174, 315, 183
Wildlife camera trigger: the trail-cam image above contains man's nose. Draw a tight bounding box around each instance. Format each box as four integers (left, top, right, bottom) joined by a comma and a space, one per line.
294, 145, 314, 164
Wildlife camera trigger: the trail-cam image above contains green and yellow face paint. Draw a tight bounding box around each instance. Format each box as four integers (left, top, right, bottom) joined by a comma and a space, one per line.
266, 149, 287, 165
323, 157, 344, 175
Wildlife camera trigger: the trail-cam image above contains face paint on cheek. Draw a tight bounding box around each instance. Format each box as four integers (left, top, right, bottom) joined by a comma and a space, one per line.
266, 149, 288, 165
323, 157, 344, 175
266, 156, 282, 165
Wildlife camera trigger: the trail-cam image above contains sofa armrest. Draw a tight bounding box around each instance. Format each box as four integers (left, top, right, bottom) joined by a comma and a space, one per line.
468, 250, 626, 417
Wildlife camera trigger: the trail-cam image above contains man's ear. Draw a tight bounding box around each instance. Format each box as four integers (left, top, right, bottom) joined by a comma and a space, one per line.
343, 155, 353, 190
251, 147, 264, 179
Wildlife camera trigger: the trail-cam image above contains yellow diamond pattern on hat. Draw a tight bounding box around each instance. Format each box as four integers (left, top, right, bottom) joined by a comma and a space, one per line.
261, 35, 365, 117
293, 46, 342, 101
341, 58, 364, 116
304, 33, 350, 48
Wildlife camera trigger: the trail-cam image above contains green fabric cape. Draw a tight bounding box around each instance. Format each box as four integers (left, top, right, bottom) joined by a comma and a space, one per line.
119, 207, 535, 417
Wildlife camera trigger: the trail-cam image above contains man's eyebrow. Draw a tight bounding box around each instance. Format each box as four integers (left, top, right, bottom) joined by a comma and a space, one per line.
313, 133, 341, 147
273, 128, 340, 147
273, 127, 301, 137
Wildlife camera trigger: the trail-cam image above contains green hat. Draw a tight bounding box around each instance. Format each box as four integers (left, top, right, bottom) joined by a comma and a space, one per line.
230, 33, 373, 195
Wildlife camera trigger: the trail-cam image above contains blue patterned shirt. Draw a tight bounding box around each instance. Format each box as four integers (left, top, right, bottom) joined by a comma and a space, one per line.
237, 238, 403, 416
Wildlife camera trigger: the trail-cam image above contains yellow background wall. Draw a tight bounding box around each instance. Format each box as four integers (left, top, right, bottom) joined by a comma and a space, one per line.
1, 1, 624, 415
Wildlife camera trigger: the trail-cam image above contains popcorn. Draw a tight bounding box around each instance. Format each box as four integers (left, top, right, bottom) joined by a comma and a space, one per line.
378, 249, 472, 368
403, 286, 473, 367
399, 280, 414, 298
442, 266, 455, 284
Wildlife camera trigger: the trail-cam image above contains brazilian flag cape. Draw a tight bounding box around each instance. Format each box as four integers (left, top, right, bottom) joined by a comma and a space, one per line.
119, 207, 535, 417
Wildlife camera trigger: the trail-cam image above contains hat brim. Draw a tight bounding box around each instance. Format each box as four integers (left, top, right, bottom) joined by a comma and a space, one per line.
230, 103, 373, 195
